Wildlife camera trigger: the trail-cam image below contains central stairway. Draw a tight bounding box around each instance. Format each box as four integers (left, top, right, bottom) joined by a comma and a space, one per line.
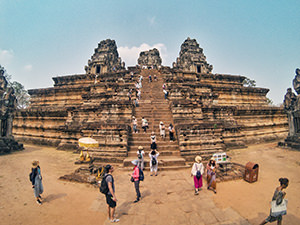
123, 69, 189, 170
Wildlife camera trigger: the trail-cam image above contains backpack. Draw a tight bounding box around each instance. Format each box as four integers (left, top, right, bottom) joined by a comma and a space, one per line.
152, 157, 157, 166
138, 153, 142, 159
29, 171, 33, 182
196, 164, 201, 179
139, 168, 144, 181
99, 174, 112, 194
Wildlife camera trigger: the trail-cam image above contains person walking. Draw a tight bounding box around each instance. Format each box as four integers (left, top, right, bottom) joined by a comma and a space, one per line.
163, 89, 168, 100
104, 165, 119, 223
142, 117, 148, 133
30, 160, 44, 205
191, 156, 204, 195
150, 132, 157, 151
259, 178, 289, 225
168, 124, 175, 142
131, 160, 141, 203
137, 89, 141, 100
206, 158, 217, 194
159, 121, 166, 140
148, 74, 152, 83
132, 116, 138, 133
149, 149, 159, 176
137, 146, 145, 170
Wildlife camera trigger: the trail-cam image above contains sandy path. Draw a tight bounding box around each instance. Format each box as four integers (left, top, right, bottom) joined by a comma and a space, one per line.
1, 143, 300, 225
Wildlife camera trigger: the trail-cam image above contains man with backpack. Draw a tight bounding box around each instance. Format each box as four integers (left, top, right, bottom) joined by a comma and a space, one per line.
100, 165, 119, 223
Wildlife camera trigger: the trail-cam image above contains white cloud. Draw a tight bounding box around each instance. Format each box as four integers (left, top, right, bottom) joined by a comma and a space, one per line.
24, 64, 33, 71
148, 16, 156, 26
0, 49, 14, 65
118, 43, 168, 66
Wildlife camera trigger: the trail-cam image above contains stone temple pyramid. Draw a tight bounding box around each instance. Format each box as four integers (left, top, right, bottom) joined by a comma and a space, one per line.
13, 38, 287, 169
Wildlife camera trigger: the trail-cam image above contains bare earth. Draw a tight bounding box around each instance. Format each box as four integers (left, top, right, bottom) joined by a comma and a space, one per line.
0, 142, 300, 225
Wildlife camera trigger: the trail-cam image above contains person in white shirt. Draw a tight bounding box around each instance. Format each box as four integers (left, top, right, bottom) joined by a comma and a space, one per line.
137, 146, 145, 170
149, 149, 159, 176
159, 121, 166, 140
191, 156, 204, 195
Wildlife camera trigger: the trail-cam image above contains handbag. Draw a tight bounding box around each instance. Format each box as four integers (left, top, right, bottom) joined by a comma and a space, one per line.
130, 176, 134, 182
270, 199, 288, 217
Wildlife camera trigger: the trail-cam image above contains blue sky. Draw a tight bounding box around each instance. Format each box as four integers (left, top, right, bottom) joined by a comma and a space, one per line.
1, 0, 299, 105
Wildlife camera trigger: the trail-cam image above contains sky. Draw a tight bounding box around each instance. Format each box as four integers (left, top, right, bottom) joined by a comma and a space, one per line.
0, 0, 299, 105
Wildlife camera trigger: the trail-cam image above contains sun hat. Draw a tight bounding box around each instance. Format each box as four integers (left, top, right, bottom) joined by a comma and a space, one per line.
160, 121, 163, 124
32, 160, 39, 168
138, 146, 144, 150
195, 156, 202, 163
210, 157, 216, 161
151, 131, 155, 135
131, 159, 139, 166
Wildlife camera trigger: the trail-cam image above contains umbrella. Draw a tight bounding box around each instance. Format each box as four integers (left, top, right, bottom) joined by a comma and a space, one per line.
78, 137, 99, 148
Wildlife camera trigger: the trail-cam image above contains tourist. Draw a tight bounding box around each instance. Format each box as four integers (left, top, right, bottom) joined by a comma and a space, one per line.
130, 71, 134, 81
135, 82, 139, 89
168, 124, 175, 142
127, 90, 132, 101
137, 146, 145, 170
154, 74, 157, 81
139, 75, 143, 82
206, 158, 217, 194
132, 116, 138, 133
162, 83, 166, 90
191, 156, 204, 195
149, 149, 159, 176
150, 132, 157, 151
131, 160, 141, 203
259, 178, 289, 225
142, 117, 148, 133
149, 74, 152, 83
159, 121, 166, 140
30, 160, 44, 205
137, 89, 141, 100
104, 165, 119, 223
163, 89, 168, 100
134, 98, 139, 107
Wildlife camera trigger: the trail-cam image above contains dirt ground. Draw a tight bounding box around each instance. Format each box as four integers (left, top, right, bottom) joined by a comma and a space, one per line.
0, 142, 300, 225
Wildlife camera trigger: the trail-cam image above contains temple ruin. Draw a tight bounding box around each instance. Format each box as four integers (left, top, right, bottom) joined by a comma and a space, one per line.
0, 68, 23, 153
281, 68, 300, 149
13, 38, 288, 168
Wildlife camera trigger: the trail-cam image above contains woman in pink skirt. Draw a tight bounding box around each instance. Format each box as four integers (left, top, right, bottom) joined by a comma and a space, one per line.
191, 156, 204, 195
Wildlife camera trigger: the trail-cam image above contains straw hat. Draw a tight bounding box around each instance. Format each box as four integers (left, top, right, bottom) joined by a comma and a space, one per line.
131, 159, 139, 166
195, 156, 202, 163
160, 121, 163, 124
132, 116, 135, 119
210, 157, 216, 162
32, 160, 39, 168
138, 146, 144, 150
151, 131, 155, 135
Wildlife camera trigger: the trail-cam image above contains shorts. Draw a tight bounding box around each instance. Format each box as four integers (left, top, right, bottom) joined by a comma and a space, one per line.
105, 194, 116, 208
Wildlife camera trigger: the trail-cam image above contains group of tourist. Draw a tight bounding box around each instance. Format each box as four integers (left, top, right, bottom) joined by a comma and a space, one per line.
30, 158, 290, 224
132, 117, 175, 142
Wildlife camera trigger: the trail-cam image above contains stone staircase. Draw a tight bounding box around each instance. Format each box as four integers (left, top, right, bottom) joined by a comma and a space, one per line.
123, 69, 188, 170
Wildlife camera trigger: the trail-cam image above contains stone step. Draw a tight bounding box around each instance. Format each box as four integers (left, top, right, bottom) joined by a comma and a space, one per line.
127, 150, 180, 157
120, 164, 191, 171
123, 156, 186, 167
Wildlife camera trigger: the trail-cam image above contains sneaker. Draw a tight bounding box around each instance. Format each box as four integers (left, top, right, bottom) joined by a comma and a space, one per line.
133, 199, 139, 203
110, 218, 120, 223
36, 199, 42, 205
38, 195, 42, 200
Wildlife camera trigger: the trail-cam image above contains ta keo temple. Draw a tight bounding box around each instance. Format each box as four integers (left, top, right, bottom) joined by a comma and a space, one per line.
13, 38, 288, 169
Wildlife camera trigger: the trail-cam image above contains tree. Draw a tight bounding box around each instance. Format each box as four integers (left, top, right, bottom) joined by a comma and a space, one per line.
242, 78, 256, 87
0, 65, 30, 109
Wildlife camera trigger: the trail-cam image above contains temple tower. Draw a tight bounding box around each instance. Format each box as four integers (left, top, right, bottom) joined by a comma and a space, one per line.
85, 39, 125, 75
138, 48, 162, 69
173, 37, 213, 73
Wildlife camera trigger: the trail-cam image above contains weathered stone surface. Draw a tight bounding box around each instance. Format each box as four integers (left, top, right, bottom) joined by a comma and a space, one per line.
0, 68, 23, 153
173, 37, 213, 73
281, 68, 300, 149
137, 48, 162, 69
85, 39, 125, 75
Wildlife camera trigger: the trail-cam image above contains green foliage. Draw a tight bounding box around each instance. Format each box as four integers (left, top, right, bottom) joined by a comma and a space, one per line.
266, 97, 274, 106
0, 65, 30, 109
243, 78, 256, 87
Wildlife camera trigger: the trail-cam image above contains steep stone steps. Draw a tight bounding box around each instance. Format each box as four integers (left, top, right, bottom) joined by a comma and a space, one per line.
123, 69, 186, 169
